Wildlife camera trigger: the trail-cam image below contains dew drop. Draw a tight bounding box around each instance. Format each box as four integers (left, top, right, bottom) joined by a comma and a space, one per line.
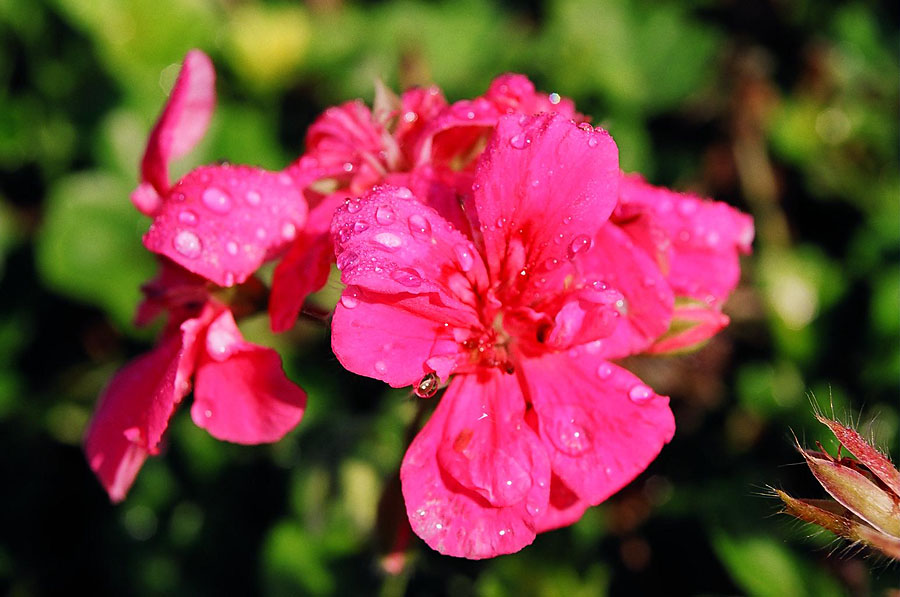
628, 383, 654, 404
342, 162, 354, 172
587, 135, 599, 148
204, 409, 212, 419
391, 267, 423, 287
414, 372, 440, 398
453, 244, 474, 272
178, 210, 198, 225
395, 187, 413, 199
705, 230, 720, 246
597, 362, 613, 379
408, 214, 432, 240
173, 230, 202, 258
336, 251, 358, 271
373, 232, 403, 250
201, 187, 232, 213
375, 205, 395, 225
353, 221, 369, 233
508, 132, 530, 149
225, 241, 239, 256
547, 406, 592, 456
340, 285, 360, 309
677, 200, 698, 216
245, 190, 261, 205
375, 361, 387, 374
345, 198, 362, 213
548, 92, 561, 105
567, 234, 592, 258
281, 222, 297, 240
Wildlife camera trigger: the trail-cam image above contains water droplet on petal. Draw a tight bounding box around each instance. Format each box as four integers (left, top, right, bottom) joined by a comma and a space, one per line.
548, 92, 561, 105
414, 372, 440, 398
677, 200, 698, 216
567, 234, 592, 258
548, 407, 592, 456
408, 214, 432, 240
353, 221, 369, 233
395, 187, 413, 199
204, 409, 212, 419
628, 383, 654, 404
225, 241, 239, 255
345, 198, 362, 213
373, 232, 403, 250
336, 251, 358, 271
281, 222, 297, 240
245, 190, 261, 205
597, 363, 613, 379
178, 210, 198, 225
453, 244, 474, 272
509, 132, 530, 149
705, 230, 720, 246
342, 162, 354, 172
173, 230, 202, 258
201, 187, 232, 213
256, 227, 267, 240
223, 272, 235, 287
375, 361, 387, 374
391, 267, 423, 287
375, 205, 395, 225
340, 285, 360, 309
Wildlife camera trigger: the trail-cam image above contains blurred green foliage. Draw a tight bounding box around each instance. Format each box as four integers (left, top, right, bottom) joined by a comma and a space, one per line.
0, 0, 897, 595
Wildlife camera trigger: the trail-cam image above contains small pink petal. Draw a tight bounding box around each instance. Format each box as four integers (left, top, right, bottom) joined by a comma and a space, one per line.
401, 372, 550, 559
485, 74, 581, 121
134, 258, 209, 327
471, 114, 619, 297
84, 303, 213, 501
576, 223, 674, 359
413, 97, 500, 171
647, 304, 730, 354
522, 351, 675, 506
143, 165, 307, 287
192, 310, 306, 443
269, 193, 345, 332
142, 50, 216, 195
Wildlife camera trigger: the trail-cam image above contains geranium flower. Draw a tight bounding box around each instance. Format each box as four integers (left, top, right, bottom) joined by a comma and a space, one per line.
85, 50, 307, 501
269, 74, 579, 332
330, 113, 677, 558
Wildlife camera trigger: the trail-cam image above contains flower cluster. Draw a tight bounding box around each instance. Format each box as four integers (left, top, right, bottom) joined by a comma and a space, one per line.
86, 50, 753, 558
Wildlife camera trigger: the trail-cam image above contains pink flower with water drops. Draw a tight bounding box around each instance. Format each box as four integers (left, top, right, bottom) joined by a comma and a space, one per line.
85, 259, 307, 502
330, 113, 675, 558
85, 49, 309, 501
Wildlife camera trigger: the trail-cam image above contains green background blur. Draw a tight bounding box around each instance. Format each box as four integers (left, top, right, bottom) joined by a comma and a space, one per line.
1, 0, 898, 594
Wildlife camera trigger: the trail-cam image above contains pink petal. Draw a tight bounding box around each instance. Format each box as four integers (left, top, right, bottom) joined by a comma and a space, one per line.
269, 193, 345, 332
84, 305, 212, 502
401, 371, 551, 558
616, 174, 754, 306
143, 165, 307, 287
576, 223, 674, 359
135, 258, 209, 327
647, 303, 730, 354
485, 74, 580, 121
521, 351, 675, 506
533, 474, 590, 533
192, 310, 306, 443
413, 97, 501, 171
141, 50, 216, 195
394, 85, 448, 157
471, 114, 619, 296
331, 290, 468, 388
331, 185, 488, 301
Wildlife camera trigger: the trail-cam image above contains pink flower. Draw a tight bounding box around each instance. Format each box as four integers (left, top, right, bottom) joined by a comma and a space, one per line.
85, 50, 307, 501
612, 174, 754, 353
330, 113, 676, 558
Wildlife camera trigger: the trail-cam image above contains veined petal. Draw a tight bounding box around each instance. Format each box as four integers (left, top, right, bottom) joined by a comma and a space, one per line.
331, 185, 488, 301
471, 113, 619, 298
192, 310, 306, 443
401, 371, 551, 559
616, 174, 754, 306
142, 50, 216, 196
143, 165, 307, 287
331, 290, 470, 388
522, 352, 675, 506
